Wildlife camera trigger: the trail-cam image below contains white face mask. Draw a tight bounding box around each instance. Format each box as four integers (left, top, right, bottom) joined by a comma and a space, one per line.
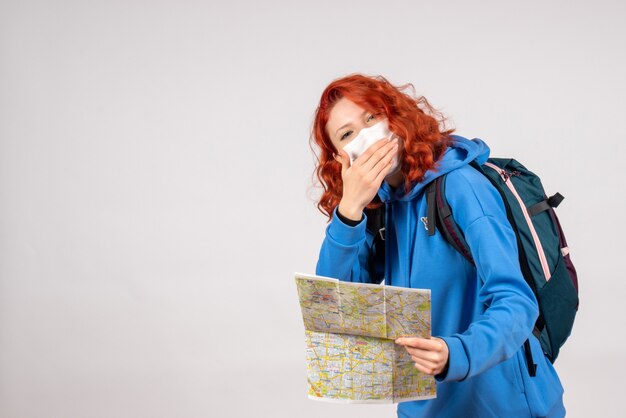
342, 120, 400, 175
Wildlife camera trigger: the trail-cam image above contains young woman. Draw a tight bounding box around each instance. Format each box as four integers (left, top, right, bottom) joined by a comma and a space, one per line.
310, 74, 565, 418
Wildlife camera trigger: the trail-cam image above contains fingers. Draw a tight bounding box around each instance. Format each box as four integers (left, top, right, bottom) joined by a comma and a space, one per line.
336, 136, 398, 214
342, 138, 397, 192
395, 337, 449, 376
373, 157, 395, 186
360, 136, 393, 160
404, 346, 447, 364
412, 358, 442, 376
355, 137, 398, 170
395, 337, 443, 351
362, 139, 398, 185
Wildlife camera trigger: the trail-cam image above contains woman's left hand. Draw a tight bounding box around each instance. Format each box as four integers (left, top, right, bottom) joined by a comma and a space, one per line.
395, 337, 450, 376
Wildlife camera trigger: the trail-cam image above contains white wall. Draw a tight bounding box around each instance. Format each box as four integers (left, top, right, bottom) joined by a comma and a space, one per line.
1, 0, 624, 417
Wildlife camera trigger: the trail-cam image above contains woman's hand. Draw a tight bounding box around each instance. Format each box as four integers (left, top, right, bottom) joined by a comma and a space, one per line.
395, 337, 450, 376
336, 137, 399, 220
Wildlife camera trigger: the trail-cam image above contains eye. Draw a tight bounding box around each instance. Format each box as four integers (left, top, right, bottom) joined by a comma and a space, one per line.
366, 113, 376, 122
340, 130, 353, 141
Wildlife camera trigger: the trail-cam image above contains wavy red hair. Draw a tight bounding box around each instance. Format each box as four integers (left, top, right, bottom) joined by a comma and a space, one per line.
310, 74, 455, 219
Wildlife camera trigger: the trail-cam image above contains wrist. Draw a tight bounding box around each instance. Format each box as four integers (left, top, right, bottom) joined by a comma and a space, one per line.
337, 201, 363, 221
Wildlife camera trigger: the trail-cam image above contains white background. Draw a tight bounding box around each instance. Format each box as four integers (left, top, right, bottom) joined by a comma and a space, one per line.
1, 1, 624, 417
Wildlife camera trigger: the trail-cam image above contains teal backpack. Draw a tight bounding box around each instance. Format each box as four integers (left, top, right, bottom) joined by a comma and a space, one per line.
425, 158, 579, 374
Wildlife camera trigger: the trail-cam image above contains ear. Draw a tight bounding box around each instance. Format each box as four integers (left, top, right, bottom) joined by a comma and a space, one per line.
335, 149, 350, 176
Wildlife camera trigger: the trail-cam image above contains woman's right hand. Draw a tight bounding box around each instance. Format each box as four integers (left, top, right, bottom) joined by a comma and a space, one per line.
336, 137, 399, 221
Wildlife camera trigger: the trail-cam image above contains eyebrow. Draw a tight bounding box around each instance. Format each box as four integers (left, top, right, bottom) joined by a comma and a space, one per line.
334, 110, 368, 136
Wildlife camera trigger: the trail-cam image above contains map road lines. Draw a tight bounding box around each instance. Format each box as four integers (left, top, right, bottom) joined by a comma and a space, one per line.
295, 273, 436, 403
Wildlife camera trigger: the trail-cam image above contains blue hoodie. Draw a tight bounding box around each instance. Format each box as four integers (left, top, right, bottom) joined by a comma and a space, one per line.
316, 136, 565, 418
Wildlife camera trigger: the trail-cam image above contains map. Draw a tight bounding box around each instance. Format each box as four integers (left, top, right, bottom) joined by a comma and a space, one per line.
295, 273, 435, 403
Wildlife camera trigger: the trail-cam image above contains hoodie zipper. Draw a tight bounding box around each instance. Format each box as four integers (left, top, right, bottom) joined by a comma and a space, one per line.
483, 162, 552, 282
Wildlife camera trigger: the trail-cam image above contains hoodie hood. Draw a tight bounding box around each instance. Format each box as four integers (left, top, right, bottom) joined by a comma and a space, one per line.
378, 135, 490, 203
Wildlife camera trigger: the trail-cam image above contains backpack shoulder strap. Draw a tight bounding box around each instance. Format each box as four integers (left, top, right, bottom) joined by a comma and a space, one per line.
427, 175, 475, 265
364, 205, 386, 284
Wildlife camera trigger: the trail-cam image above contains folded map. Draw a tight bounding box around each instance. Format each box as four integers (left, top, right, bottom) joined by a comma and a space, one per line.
295, 273, 436, 404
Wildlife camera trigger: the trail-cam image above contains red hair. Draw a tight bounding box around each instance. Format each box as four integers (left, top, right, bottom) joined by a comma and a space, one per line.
310, 74, 455, 219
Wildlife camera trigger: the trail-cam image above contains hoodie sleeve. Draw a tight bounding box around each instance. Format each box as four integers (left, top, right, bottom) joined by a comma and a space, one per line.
437, 167, 539, 382
315, 207, 378, 284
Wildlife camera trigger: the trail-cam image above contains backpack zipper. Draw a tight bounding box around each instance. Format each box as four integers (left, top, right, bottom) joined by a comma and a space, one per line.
484, 162, 552, 282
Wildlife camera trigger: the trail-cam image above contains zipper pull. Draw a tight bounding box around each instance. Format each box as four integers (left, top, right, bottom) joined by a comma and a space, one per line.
501, 169, 521, 182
